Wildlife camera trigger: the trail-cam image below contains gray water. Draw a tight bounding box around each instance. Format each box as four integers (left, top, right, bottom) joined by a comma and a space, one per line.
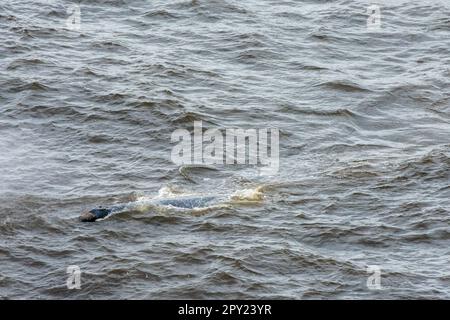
0, 0, 449, 299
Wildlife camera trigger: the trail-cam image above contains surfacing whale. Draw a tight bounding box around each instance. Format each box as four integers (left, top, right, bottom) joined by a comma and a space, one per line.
79, 195, 218, 222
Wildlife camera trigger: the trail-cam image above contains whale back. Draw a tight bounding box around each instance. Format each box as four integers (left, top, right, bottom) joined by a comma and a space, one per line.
156, 196, 217, 209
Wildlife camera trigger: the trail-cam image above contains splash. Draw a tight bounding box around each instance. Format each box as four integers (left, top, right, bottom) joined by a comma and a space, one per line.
229, 186, 265, 202
155, 186, 184, 198
135, 186, 186, 202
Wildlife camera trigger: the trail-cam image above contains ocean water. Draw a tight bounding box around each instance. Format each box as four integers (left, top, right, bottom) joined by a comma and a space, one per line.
0, 0, 449, 299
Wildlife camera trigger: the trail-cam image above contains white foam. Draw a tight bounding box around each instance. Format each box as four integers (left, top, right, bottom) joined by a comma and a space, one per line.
229, 186, 265, 202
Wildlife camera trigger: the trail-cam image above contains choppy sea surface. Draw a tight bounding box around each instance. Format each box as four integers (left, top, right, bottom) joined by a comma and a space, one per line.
0, 0, 449, 299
